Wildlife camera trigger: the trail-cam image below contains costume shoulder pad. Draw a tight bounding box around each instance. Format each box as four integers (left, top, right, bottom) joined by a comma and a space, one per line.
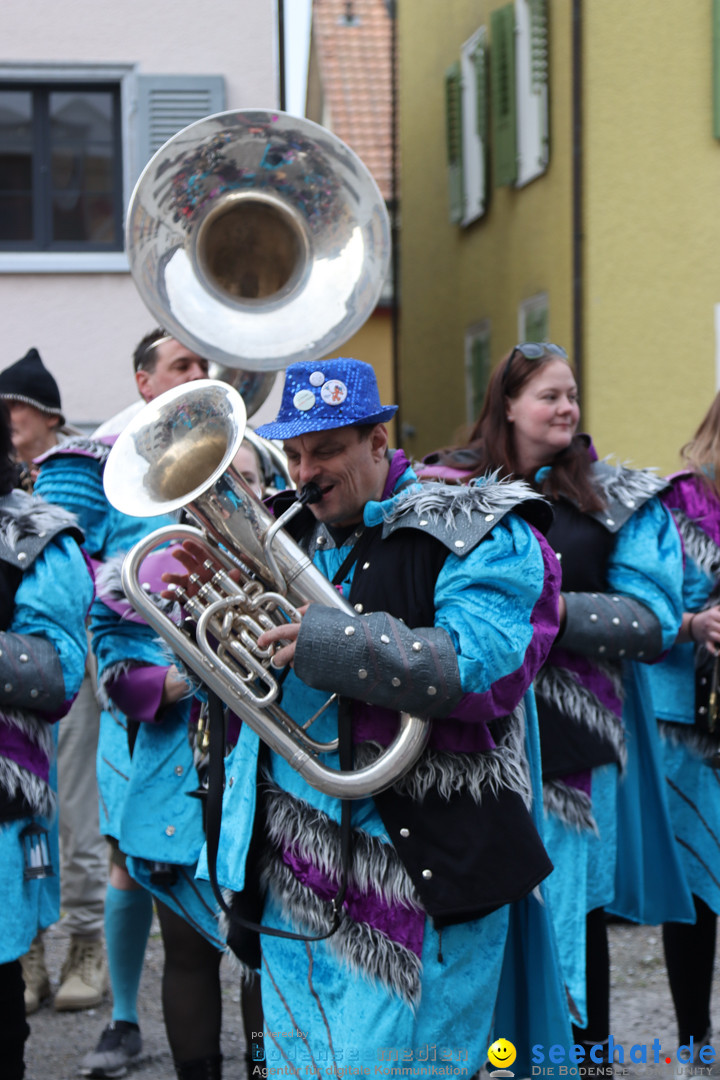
589, 461, 669, 534
379, 474, 553, 556
0, 490, 83, 569
36, 436, 112, 470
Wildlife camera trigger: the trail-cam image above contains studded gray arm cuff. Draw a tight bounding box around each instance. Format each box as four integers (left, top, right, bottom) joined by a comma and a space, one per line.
560, 591, 664, 661
0, 633, 66, 712
294, 604, 464, 719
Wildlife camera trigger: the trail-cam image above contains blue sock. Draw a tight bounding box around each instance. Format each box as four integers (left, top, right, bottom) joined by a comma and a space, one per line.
105, 883, 154, 1025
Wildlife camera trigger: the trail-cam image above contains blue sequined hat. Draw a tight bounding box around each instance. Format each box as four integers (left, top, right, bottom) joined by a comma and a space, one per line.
255, 358, 397, 440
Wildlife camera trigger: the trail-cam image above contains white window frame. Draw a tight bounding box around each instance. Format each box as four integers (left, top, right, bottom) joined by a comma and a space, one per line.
514, 0, 549, 188
459, 28, 487, 225
518, 291, 549, 342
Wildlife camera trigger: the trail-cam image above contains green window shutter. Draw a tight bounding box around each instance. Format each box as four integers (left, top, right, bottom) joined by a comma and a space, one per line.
445, 62, 464, 224
529, 0, 549, 94
136, 75, 225, 173
475, 36, 488, 146
491, 4, 517, 187
714, 0, 720, 138
524, 303, 548, 342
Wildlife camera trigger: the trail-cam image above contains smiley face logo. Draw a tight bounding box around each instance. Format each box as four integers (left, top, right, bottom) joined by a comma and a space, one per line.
487, 1038, 517, 1070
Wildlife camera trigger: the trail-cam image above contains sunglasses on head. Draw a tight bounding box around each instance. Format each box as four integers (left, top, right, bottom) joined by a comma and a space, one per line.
501, 342, 569, 386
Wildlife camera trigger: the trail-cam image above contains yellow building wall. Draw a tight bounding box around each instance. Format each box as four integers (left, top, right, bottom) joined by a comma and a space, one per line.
583, 3, 720, 472
398, 0, 575, 460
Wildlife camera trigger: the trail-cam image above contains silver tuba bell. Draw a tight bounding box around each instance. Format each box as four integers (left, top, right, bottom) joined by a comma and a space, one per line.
103, 382, 430, 799
125, 108, 391, 376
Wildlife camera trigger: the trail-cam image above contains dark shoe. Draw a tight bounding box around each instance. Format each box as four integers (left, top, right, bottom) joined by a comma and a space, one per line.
175, 1054, 223, 1080
79, 1021, 142, 1078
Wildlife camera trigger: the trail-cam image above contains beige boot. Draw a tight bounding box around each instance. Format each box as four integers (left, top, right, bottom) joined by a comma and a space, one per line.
20, 934, 51, 1014
54, 936, 108, 1011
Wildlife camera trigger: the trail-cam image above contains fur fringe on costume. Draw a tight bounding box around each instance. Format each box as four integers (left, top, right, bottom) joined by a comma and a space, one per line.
535, 665, 627, 769
543, 779, 598, 833
42, 437, 111, 466
355, 703, 534, 810
672, 510, 720, 580
263, 783, 422, 912
380, 473, 542, 530
0, 714, 55, 817
658, 719, 720, 761
262, 851, 423, 1007
0, 495, 79, 548
594, 461, 668, 507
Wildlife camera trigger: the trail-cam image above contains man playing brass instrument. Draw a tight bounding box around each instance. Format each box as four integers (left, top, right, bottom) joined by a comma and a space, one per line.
168, 358, 564, 1073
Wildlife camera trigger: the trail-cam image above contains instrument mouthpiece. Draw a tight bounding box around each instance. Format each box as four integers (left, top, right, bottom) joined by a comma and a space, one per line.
298, 482, 323, 505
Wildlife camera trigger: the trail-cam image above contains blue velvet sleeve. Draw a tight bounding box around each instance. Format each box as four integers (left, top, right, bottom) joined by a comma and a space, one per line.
34, 453, 110, 558
606, 497, 683, 651
433, 515, 560, 707
12, 533, 93, 702
90, 596, 171, 682
35, 452, 168, 560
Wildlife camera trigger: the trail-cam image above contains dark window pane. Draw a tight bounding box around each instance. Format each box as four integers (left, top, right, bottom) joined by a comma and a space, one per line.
51, 146, 114, 191
0, 194, 33, 240
0, 152, 32, 193
49, 91, 113, 148
0, 85, 121, 250
52, 192, 116, 244
0, 91, 33, 145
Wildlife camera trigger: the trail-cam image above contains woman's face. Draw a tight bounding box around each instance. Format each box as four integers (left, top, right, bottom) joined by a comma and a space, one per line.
506, 358, 580, 474
232, 445, 263, 498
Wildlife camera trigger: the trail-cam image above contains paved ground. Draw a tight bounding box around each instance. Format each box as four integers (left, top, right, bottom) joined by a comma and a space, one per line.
23, 918, 712, 1080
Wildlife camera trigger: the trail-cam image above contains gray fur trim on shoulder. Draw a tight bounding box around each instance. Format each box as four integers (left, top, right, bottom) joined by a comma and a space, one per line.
658, 719, 720, 761
0, 492, 79, 546
593, 460, 668, 507
673, 509, 720, 580
41, 437, 111, 466
262, 852, 422, 1007
360, 703, 533, 809
380, 473, 541, 530
263, 782, 422, 911
543, 779, 598, 833
535, 665, 627, 769
0, 756, 56, 818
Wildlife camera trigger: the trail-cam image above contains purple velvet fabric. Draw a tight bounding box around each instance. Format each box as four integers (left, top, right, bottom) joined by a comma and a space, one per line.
109, 665, 167, 723
0, 718, 50, 781
352, 702, 497, 752
98, 546, 182, 625
282, 845, 424, 956
663, 471, 720, 548
382, 449, 411, 498
560, 769, 592, 796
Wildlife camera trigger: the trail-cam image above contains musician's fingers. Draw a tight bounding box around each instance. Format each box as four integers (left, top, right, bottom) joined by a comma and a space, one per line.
269, 641, 297, 669
257, 621, 301, 651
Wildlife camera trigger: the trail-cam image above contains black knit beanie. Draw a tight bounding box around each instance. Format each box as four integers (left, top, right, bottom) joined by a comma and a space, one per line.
0, 348, 65, 424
